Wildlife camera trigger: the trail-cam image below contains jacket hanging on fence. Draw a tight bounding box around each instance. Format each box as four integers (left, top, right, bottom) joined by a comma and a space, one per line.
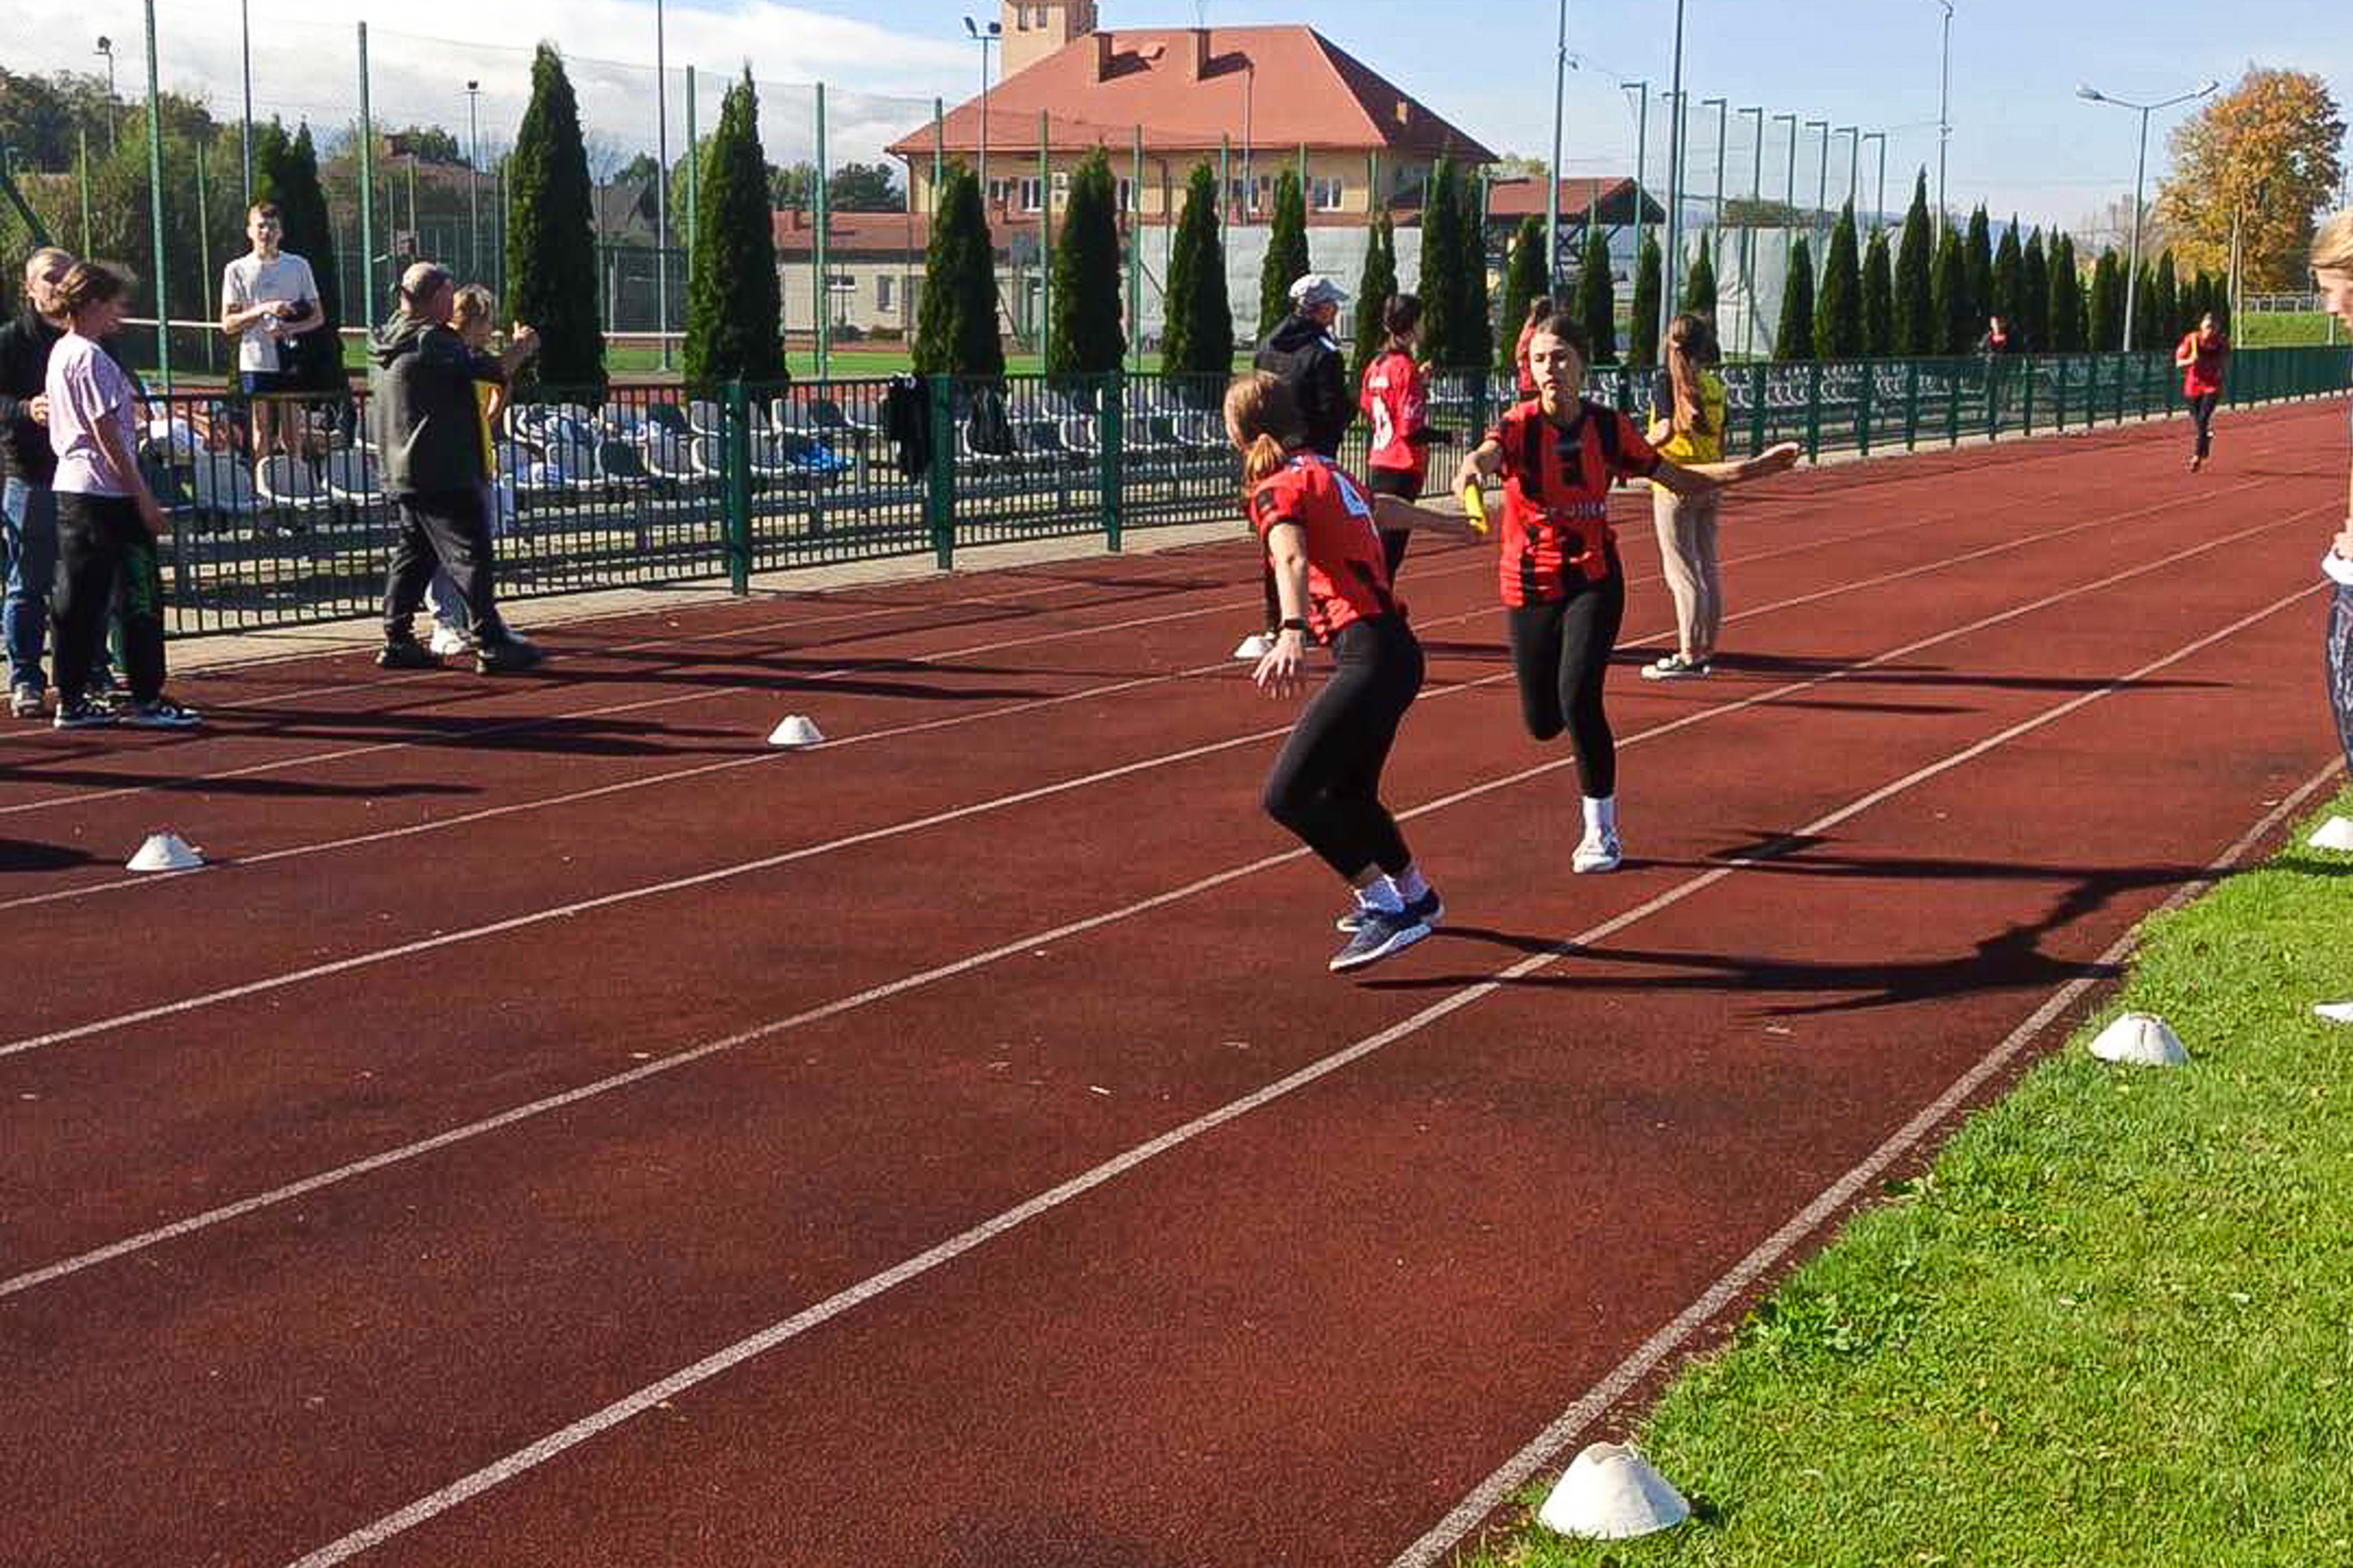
883, 375, 932, 480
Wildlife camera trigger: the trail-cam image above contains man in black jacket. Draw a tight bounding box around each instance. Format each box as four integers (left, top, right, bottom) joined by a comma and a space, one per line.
370, 261, 541, 673
1238, 273, 1354, 651
0, 247, 75, 716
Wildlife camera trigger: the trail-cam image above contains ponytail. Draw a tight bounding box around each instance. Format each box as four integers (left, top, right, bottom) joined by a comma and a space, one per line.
1665, 313, 1717, 438
1224, 371, 1306, 496
1241, 432, 1290, 487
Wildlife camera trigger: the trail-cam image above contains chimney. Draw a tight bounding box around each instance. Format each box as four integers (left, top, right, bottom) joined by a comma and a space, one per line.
1192, 27, 1212, 81
1097, 31, 1114, 81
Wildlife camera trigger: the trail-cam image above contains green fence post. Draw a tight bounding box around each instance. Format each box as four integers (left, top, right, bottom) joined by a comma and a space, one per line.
1945, 357, 1961, 447
2113, 352, 2127, 424
2136, 350, 2151, 420
926, 375, 956, 570
1749, 363, 1767, 456
2021, 354, 2036, 436
2055, 356, 2069, 432
1983, 356, 1999, 442
724, 379, 752, 593
1099, 370, 1124, 551
1856, 361, 1873, 456
1804, 361, 1823, 461
1903, 358, 1920, 449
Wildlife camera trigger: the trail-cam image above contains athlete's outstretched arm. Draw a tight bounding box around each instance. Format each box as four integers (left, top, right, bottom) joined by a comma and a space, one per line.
1649, 442, 1803, 497
1371, 495, 1481, 536
1453, 439, 1505, 496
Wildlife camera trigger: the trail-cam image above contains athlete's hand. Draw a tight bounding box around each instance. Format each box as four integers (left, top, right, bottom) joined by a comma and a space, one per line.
2333, 520, 2353, 561
1255, 629, 1306, 697
1452, 452, 1485, 497
1755, 442, 1803, 474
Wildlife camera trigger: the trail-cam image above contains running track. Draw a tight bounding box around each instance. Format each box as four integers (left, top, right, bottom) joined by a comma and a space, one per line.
2, 401, 2344, 1568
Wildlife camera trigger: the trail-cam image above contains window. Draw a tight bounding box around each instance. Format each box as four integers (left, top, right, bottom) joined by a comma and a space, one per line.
1052, 170, 1070, 205
877, 275, 895, 312
1018, 176, 1043, 212
1311, 176, 1345, 212
1115, 176, 1134, 213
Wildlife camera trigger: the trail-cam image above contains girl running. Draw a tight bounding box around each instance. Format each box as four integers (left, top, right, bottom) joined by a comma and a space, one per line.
1228, 370, 1474, 973
2175, 309, 2231, 472
1453, 309, 1797, 874
1642, 313, 1731, 680
1360, 292, 1442, 579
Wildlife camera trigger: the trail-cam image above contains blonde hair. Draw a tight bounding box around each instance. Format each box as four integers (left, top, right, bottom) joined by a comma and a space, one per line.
1224, 371, 1305, 490
452, 284, 495, 327
2313, 210, 2353, 274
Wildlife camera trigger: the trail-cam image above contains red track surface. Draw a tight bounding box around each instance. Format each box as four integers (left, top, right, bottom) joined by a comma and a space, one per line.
2, 402, 2345, 1568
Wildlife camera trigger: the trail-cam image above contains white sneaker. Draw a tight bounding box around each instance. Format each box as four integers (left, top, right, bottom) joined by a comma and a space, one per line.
428, 625, 469, 656
1572, 828, 1623, 874
1233, 631, 1275, 660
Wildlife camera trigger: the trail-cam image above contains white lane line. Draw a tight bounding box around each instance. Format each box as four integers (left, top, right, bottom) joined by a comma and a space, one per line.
2, 513, 2321, 1290
272, 581, 2325, 1568
0, 475, 2269, 915
1384, 750, 2350, 1568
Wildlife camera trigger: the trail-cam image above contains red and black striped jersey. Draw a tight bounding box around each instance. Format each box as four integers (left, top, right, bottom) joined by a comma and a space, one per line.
1360, 350, 1430, 484
1484, 398, 1660, 607
1245, 453, 1403, 640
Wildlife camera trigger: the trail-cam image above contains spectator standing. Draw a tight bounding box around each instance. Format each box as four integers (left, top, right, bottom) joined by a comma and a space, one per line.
2175, 310, 2231, 473
370, 261, 541, 673
1641, 313, 1732, 680
423, 284, 514, 656
43, 262, 198, 730
1977, 314, 2019, 354
0, 247, 73, 717
220, 203, 323, 459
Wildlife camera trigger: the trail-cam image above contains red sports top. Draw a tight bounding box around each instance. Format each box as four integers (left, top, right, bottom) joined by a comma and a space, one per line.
2179, 330, 2228, 397
1360, 350, 1431, 485
1513, 320, 1540, 396
1484, 398, 1660, 607
1246, 453, 1402, 640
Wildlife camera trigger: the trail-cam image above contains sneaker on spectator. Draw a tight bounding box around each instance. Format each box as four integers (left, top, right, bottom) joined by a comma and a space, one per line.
474, 635, 544, 674
9, 686, 42, 719
427, 624, 469, 657
1329, 906, 1433, 973
1336, 887, 1444, 933
376, 638, 440, 670
52, 696, 114, 730
121, 696, 201, 729
1640, 654, 1710, 680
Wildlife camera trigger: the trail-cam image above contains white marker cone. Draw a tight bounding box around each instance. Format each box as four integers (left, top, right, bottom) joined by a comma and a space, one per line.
1537, 1443, 1691, 1541
2087, 1011, 2189, 1067
2313, 1002, 2353, 1024
2307, 816, 2353, 851
1233, 632, 1274, 660
767, 715, 824, 748
126, 832, 205, 872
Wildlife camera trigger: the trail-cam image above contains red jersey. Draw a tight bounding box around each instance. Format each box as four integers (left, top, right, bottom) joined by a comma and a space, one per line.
1245, 453, 1402, 640
1360, 350, 1430, 483
1484, 398, 1660, 607
1513, 320, 1540, 396
2179, 330, 2228, 397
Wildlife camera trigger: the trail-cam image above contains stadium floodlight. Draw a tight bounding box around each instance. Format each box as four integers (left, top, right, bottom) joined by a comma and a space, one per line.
963, 16, 1003, 196
2078, 78, 2221, 349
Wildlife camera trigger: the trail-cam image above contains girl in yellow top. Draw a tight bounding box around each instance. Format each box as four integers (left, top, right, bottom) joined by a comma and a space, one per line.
1641, 313, 1729, 679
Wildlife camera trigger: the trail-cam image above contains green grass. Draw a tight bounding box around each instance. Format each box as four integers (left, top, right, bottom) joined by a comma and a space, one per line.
1459, 787, 2353, 1568
2238, 313, 2344, 348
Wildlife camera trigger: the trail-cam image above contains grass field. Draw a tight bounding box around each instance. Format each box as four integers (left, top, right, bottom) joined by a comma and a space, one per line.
2239, 312, 2343, 348
1462, 785, 2353, 1568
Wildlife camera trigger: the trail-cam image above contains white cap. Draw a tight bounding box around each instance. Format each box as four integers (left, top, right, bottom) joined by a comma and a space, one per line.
1289, 274, 1348, 308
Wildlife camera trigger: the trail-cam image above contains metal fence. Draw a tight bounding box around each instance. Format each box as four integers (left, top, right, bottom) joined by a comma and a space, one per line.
134, 345, 2352, 638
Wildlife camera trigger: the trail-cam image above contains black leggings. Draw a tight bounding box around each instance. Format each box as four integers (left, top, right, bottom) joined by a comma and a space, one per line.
2189, 392, 2220, 457
53, 492, 166, 703
1366, 466, 1422, 581
1507, 558, 1627, 799
1262, 613, 1425, 880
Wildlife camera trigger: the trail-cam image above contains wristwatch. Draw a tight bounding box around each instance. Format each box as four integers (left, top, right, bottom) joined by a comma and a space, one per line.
1279, 618, 1311, 633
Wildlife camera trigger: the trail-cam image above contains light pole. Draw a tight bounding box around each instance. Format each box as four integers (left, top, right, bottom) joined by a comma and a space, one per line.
466, 82, 482, 284
1545, 0, 1569, 285
1624, 79, 1650, 270
1806, 118, 1829, 264
240, 0, 254, 205
1861, 131, 1887, 229
655, 0, 670, 369
1661, 0, 1689, 347
2076, 77, 2217, 350
1929, 0, 1953, 240
1838, 125, 1859, 213
1702, 96, 1727, 262
963, 16, 1001, 202
94, 37, 117, 152
1741, 104, 1763, 357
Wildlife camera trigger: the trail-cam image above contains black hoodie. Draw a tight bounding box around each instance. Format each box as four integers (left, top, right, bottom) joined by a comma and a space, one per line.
1254, 311, 1352, 458
367, 309, 504, 497
0, 306, 65, 486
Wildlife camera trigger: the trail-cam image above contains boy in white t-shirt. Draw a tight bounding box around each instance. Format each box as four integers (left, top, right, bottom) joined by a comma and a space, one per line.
219, 202, 321, 457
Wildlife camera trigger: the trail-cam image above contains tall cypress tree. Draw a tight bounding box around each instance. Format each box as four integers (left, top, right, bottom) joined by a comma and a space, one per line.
2021, 229, 2050, 351
1456, 182, 1494, 374
914, 164, 1004, 377
1991, 221, 2023, 330
1628, 230, 1662, 368
254, 119, 345, 391
1894, 170, 1934, 355
1930, 228, 1969, 353
1160, 160, 1232, 380
1352, 211, 1398, 381
1861, 228, 1896, 357
2152, 250, 2179, 345
1256, 166, 1309, 344
1576, 223, 1617, 365
1415, 159, 1465, 368
1682, 231, 1717, 315
1964, 204, 1994, 335
2087, 248, 2122, 351
1814, 201, 1863, 359
1498, 215, 1546, 375
1774, 235, 1816, 361
505, 43, 605, 397
2048, 235, 2083, 352
1048, 148, 1123, 375
682, 71, 784, 384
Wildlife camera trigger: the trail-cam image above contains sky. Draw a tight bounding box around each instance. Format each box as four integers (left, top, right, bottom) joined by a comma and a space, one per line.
4, 0, 2348, 235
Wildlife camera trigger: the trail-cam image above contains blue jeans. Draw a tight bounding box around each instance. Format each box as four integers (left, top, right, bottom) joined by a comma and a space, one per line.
3, 476, 56, 692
